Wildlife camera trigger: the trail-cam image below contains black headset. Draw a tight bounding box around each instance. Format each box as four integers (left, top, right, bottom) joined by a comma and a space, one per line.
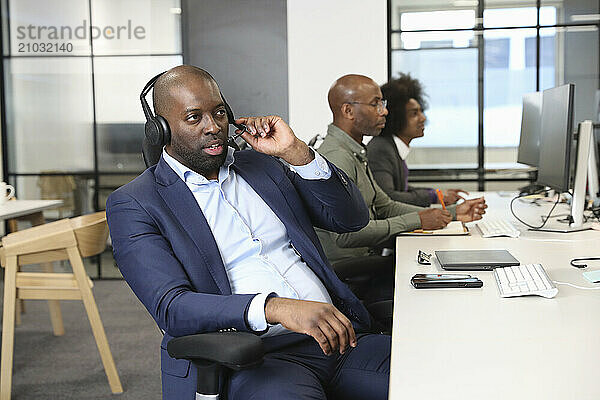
140, 70, 247, 147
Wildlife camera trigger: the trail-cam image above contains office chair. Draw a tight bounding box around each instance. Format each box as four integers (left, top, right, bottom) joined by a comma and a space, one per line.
331, 256, 394, 333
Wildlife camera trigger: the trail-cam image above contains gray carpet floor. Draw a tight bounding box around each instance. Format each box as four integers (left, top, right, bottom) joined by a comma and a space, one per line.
0, 280, 163, 399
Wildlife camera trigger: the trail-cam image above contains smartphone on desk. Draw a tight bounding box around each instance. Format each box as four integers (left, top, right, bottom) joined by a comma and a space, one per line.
411, 274, 483, 289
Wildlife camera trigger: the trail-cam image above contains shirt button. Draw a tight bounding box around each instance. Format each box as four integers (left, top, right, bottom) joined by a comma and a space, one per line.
315, 171, 321, 176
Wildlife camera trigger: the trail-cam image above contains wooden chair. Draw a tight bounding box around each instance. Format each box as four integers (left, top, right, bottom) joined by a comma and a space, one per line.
0, 212, 123, 399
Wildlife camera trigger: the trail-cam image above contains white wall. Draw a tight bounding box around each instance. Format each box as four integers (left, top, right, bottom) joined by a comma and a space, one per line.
287, 0, 388, 143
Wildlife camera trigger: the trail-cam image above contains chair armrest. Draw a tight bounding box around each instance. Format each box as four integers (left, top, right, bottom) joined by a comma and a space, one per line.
167, 332, 264, 370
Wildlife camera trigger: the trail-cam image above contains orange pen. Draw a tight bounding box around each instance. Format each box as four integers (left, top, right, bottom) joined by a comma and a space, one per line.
436, 189, 447, 210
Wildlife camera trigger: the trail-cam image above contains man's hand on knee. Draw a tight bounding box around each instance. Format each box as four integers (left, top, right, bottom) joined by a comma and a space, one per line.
265, 297, 357, 356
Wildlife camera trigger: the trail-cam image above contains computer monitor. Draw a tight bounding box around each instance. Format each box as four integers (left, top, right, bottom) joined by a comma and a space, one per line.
517, 91, 543, 167
536, 84, 575, 193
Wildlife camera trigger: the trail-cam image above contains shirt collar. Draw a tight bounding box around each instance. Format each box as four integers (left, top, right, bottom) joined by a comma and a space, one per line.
162, 146, 236, 186
327, 123, 368, 162
392, 135, 410, 160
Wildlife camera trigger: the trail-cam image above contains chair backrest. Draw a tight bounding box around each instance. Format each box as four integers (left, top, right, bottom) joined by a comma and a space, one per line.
308, 134, 325, 149
0, 212, 108, 266
71, 211, 109, 258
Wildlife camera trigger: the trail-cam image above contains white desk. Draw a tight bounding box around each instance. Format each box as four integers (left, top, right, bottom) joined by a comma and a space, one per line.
0, 200, 63, 221
390, 192, 600, 400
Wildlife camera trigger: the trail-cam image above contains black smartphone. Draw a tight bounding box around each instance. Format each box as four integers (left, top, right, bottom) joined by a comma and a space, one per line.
412, 273, 472, 280
411, 276, 483, 289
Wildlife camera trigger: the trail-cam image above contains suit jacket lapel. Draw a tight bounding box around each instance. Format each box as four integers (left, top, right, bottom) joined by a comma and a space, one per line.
387, 135, 402, 166
154, 157, 232, 295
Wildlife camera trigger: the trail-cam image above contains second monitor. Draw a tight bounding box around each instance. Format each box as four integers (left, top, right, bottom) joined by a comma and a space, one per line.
536, 83, 575, 193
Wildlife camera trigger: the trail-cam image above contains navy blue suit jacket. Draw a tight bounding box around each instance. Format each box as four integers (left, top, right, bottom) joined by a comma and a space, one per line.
106, 149, 370, 399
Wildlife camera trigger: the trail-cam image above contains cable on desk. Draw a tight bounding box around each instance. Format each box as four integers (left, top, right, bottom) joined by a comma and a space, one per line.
570, 257, 600, 268
510, 190, 560, 230
552, 281, 600, 290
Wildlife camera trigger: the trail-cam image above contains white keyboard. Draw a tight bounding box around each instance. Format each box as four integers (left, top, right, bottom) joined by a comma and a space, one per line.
477, 219, 521, 238
494, 264, 558, 298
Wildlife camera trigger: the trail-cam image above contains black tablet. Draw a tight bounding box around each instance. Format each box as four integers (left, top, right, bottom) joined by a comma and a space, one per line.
435, 249, 520, 271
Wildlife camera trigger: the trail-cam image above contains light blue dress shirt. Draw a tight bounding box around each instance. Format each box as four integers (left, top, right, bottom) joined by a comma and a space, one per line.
162, 146, 332, 336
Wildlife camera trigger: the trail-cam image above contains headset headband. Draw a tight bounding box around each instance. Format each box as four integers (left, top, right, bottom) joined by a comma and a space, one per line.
140, 71, 164, 122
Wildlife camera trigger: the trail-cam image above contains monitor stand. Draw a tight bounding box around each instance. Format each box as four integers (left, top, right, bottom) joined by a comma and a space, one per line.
532, 120, 594, 233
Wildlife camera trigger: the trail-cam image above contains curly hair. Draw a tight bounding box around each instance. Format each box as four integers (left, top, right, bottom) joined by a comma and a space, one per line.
380, 73, 428, 137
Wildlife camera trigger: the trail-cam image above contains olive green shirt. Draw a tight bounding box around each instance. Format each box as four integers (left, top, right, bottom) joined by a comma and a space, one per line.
316, 124, 456, 263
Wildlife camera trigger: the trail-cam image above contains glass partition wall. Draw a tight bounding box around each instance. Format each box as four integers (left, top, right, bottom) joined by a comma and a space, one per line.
0, 0, 183, 278
389, 0, 600, 191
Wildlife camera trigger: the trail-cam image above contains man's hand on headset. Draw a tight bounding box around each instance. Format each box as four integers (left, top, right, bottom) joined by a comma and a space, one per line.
235, 116, 314, 166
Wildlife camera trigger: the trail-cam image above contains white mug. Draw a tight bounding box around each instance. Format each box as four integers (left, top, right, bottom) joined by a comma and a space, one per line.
0, 182, 15, 205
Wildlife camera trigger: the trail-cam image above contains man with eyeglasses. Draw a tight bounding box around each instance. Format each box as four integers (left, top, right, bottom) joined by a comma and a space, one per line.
315, 74, 486, 268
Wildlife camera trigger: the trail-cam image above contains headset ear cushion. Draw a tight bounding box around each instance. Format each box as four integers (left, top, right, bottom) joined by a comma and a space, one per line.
145, 119, 162, 146
155, 115, 171, 145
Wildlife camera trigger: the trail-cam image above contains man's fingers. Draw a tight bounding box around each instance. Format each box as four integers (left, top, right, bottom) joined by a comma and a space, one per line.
255, 117, 269, 136
333, 308, 357, 348
236, 116, 280, 137
318, 321, 339, 353
325, 315, 349, 354
440, 210, 452, 224
251, 118, 266, 137
240, 117, 262, 137
244, 118, 258, 135
310, 327, 333, 355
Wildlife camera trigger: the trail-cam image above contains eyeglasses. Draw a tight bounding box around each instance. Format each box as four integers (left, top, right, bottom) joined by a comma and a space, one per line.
347, 99, 387, 114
